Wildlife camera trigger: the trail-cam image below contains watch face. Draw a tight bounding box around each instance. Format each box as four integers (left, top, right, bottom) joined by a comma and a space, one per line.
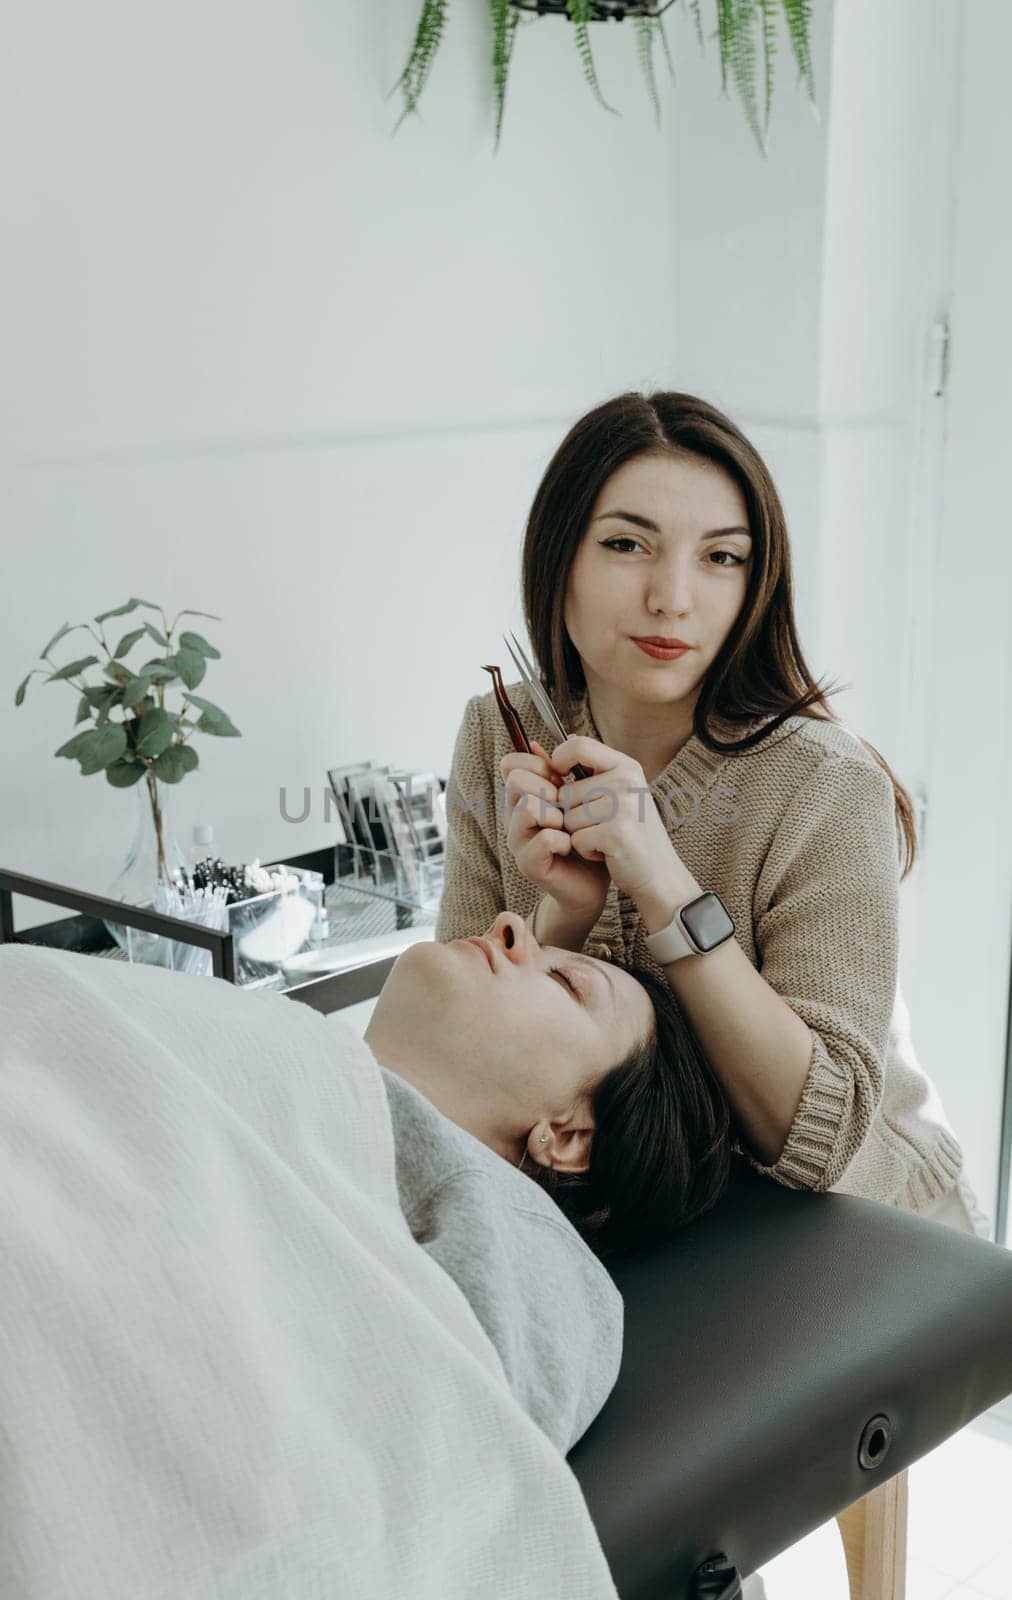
681, 892, 735, 952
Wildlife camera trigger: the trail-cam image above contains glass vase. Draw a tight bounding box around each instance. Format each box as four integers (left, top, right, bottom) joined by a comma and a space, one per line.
105, 774, 186, 960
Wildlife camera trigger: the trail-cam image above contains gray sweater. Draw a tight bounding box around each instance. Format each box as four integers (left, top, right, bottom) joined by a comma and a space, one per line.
378, 1065, 623, 1456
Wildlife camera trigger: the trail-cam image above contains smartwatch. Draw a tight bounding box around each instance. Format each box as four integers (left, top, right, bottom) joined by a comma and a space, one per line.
643, 891, 736, 964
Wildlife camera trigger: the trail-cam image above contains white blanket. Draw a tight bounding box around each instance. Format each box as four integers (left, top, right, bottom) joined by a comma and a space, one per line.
0, 945, 618, 1600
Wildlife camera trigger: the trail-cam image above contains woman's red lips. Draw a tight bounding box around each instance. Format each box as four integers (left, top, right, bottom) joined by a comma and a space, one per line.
464, 937, 496, 971
633, 636, 692, 648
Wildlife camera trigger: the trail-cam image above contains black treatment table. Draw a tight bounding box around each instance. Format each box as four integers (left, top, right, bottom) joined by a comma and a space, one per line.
567, 1163, 1012, 1600
5, 873, 1012, 1600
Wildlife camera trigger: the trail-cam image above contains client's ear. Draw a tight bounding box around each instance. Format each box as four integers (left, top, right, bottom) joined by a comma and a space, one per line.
542, 1123, 594, 1176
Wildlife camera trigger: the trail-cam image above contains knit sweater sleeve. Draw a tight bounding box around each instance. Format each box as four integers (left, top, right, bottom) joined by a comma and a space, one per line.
745, 753, 900, 1192
433, 695, 507, 945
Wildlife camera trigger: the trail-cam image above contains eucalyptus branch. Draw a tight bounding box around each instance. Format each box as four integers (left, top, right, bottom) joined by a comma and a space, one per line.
14, 598, 241, 881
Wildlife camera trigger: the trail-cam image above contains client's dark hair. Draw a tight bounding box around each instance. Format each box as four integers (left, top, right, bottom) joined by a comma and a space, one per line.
524, 961, 733, 1262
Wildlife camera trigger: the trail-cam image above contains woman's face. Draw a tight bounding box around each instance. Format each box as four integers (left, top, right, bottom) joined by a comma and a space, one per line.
363, 911, 656, 1173
563, 450, 753, 707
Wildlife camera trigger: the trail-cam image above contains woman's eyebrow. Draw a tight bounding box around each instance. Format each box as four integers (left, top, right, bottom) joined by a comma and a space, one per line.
593, 510, 751, 542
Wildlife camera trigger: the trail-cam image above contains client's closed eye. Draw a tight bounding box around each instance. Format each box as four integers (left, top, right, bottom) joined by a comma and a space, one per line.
548, 965, 584, 1002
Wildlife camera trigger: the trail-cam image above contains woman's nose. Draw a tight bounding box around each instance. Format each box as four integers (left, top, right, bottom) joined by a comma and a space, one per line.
486, 910, 531, 959
647, 558, 693, 616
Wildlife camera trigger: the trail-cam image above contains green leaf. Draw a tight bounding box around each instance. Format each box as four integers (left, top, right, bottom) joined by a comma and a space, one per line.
135, 706, 176, 759
84, 684, 121, 725
14, 671, 41, 707
138, 658, 178, 683
178, 630, 221, 660
47, 655, 100, 682
104, 661, 129, 684
152, 743, 199, 783
113, 626, 148, 659
183, 693, 241, 737
106, 758, 147, 788
181, 693, 222, 716
84, 683, 119, 707
197, 711, 240, 738
74, 694, 92, 725
77, 723, 128, 775
120, 674, 153, 707
54, 729, 95, 760
41, 621, 88, 659
172, 646, 206, 690
94, 597, 162, 625
94, 599, 141, 624
175, 609, 223, 622
143, 621, 169, 648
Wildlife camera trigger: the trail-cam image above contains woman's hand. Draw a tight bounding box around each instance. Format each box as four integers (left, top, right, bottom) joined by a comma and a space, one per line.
550, 735, 692, 905
500, 739, 611, 917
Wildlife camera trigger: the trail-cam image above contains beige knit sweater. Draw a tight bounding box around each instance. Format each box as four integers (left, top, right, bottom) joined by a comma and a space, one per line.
433, 682, 964, 1213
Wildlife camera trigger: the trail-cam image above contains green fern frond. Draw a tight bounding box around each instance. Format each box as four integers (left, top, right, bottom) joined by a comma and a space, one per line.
393, 0, 449, 127
728, 0, 765, 154
567, 0, 619, 115
714, 0, 733, 95
686, 0, 705, 53
391, 0, 816, 156
488, 0, 520, 149
657, 11, 676, 83
757, 0, 776, 135
781, 0, 815, 104
634, 18, 662, 125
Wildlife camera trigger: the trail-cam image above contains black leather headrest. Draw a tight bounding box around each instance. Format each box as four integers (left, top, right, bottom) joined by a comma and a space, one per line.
568, 1164, 1012, 1599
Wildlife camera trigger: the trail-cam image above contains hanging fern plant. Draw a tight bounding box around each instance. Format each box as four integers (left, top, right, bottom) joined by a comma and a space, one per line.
393, 0, 817, 155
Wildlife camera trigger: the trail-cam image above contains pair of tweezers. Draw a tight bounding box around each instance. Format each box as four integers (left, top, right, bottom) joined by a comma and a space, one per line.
482, 631, 591, 783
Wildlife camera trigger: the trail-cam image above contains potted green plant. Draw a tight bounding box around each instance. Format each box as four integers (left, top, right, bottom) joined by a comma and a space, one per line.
394, 0, 817, 154
14, 598, 240, 936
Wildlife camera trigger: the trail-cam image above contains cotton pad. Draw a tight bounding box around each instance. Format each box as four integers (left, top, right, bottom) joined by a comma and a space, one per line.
236, 893, 316, 964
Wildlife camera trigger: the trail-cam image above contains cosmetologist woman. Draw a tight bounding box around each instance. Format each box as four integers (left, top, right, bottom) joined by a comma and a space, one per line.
434, 390, 986, 1239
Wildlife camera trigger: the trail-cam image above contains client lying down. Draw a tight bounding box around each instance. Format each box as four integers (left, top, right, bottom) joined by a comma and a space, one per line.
0, 926, 730, 1599
363, 906, 732, 1450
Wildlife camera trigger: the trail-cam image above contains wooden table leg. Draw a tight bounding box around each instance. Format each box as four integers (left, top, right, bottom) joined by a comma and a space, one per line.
836, 1470, 909, 1600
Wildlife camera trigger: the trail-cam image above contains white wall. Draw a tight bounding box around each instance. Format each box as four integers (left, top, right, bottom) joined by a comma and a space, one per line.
3, 0, 693, 906
1, 0, 833, 906
907, 0, 1012, 1228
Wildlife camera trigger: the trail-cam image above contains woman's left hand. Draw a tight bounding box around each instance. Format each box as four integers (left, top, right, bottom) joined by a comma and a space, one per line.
549, 735, 693, 906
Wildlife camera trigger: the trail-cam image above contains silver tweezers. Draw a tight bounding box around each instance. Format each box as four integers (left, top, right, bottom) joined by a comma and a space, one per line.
481, 630, 592, 783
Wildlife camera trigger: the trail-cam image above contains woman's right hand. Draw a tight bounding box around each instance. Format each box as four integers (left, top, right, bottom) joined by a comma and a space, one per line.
500, 739, 611, 918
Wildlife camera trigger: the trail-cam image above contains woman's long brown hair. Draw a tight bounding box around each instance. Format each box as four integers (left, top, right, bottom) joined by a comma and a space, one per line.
520, 390, 918, 879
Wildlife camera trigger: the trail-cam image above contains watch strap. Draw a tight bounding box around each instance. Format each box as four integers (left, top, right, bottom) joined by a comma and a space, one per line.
644, 906, 699, 963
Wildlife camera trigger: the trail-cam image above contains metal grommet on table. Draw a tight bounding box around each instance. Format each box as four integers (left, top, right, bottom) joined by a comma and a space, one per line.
692, 1553, 742, 1598
857, 1413, 894, 1471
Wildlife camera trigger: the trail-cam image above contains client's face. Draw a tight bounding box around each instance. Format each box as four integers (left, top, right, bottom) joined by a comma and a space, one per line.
363, 911, 655, 1175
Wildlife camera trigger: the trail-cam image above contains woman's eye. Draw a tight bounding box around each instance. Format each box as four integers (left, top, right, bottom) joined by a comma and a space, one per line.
600, 537, 745, 567
548, 965, 583, 1001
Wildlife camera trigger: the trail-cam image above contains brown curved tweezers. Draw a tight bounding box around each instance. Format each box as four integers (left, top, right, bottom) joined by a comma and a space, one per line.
481, 663, 592, 782
481, 665, 532, 756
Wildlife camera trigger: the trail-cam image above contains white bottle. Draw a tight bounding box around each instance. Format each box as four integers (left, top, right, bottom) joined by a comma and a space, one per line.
189, 822, 215, 868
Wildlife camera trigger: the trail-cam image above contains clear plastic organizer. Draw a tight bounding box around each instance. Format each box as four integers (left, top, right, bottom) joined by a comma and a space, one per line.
334, 841, 445, 912
124, 869, 328, 988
